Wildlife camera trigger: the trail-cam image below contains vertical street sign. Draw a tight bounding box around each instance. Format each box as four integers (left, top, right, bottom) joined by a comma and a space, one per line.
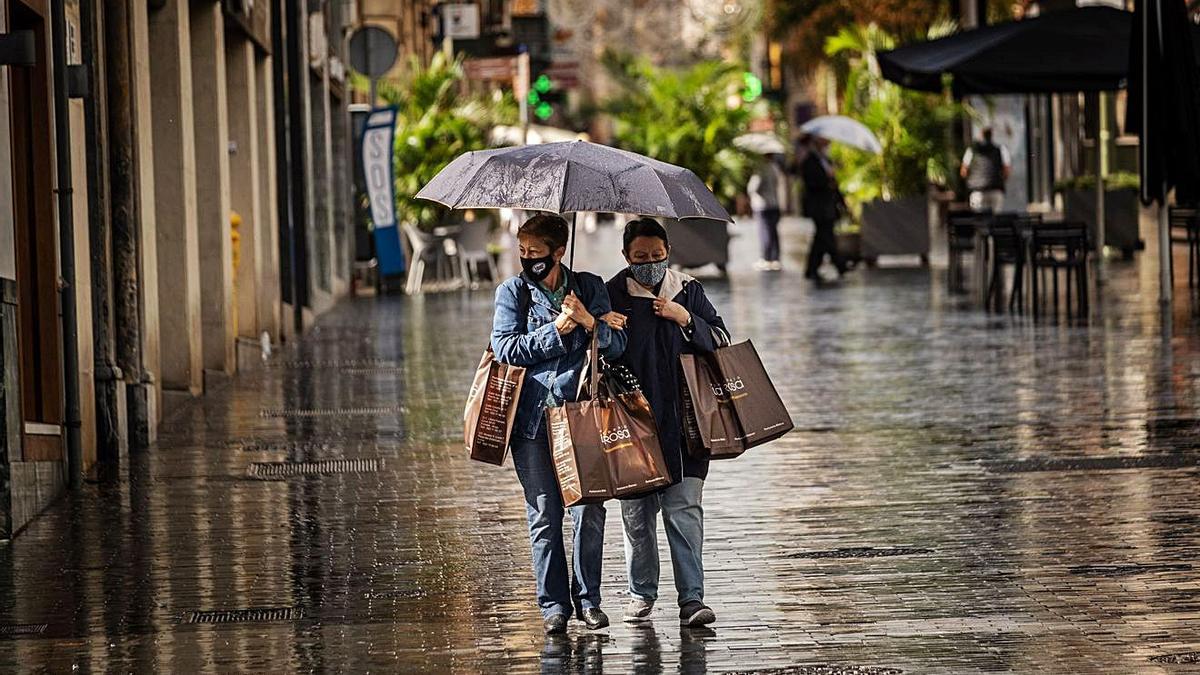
360, 107, 405, 277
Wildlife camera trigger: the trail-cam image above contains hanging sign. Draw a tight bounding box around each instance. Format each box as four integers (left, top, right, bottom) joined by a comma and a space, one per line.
360, 107, 405, 276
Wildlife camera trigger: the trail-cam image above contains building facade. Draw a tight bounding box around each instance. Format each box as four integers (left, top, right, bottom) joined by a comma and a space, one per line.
0, 0, 366, 538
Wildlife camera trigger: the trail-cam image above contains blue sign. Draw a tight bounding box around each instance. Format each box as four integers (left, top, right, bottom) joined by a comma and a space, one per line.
360, 107, 405, 276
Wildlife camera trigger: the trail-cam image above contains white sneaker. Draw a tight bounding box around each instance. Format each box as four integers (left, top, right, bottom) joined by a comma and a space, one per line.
768, 261, 783, 271
623, 597, 654, 622
753, 259, 772, 272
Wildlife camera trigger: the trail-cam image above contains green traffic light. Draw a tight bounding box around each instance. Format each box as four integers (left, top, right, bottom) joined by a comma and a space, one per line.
534, 74, 553, 94
527, 91, 540, 105
742, 72, 763, 102
535, 102, 554, 120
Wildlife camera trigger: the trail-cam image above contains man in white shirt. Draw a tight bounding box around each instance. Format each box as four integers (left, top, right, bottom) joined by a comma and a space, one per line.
960, 127, 1012, 213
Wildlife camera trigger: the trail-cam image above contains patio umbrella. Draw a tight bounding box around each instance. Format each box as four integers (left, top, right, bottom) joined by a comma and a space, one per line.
799, 116, 882, 154
734, 132, 787, 155
879, 7, 1133, 96
1127, 0, 1200, 305
416, 140, 731, 264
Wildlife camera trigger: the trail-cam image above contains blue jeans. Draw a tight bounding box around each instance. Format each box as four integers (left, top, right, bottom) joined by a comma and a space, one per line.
511, 436, 607, 619
620, 477, 705, 606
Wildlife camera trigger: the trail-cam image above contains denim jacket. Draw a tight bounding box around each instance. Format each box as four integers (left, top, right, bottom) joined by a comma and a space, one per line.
491, 267, 627, 441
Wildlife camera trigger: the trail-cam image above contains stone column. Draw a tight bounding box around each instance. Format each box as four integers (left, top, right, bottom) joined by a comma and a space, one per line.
148, 0, 203, 396
225, 33, 260, 339
256, 53, 281, 341
189, 0, 235, 375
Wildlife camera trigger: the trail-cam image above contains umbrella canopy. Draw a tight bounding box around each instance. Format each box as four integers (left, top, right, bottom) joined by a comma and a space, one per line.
1127, 0, 1200, 207
416, 140, 732, 222
880, 6, 1200, 96
799, 115, 882, 154
734, 132, 787, 155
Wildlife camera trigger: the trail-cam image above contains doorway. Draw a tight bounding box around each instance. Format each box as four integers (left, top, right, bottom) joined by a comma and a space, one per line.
8, 0, 64, 461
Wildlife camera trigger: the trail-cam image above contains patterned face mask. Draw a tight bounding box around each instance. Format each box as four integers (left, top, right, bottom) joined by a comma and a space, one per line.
629, 259, 669, 287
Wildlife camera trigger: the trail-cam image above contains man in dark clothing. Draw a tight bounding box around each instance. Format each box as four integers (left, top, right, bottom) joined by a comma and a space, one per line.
960, 126, 1012, 213
799, 135, 848, 281
602, 218, 729, 628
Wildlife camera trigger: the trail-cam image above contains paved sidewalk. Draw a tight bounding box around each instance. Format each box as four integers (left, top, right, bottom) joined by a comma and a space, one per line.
1, 224, 1199, 673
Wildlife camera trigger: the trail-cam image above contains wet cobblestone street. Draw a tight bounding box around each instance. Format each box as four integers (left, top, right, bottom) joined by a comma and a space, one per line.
2, 223, 1200, 673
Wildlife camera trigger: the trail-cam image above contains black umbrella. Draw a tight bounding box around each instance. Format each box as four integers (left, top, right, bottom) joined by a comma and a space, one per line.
1127, 0, 1200, 207
1127, 0, 1200, 305
416, 140, 731, 265
879, 6, 1200, 96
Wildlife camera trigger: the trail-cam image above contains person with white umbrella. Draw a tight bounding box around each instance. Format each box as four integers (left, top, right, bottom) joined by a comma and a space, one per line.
795, 115, 882, 282
798, 133, 849, 281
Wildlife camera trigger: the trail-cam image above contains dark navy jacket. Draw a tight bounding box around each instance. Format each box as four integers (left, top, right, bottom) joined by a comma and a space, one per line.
606, 268, 729, 483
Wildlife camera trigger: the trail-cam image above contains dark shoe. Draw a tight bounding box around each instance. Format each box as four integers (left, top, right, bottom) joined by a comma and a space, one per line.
679, 601, 716, 627
544, 613, 568, 635
578, 607, 610, 630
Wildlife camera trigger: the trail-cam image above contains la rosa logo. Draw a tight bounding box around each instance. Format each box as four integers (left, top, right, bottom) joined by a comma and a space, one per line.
600, 426, 632, 445
710, 376, 746, 397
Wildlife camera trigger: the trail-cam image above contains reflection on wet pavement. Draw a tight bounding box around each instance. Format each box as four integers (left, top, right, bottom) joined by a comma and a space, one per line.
1, 237, 1199, 672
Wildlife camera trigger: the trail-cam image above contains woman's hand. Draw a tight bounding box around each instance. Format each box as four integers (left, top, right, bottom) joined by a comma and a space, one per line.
653, 298, 691, 327
561, 293, 596, 331
555, 312, 578, 335
600, 311, 627, 330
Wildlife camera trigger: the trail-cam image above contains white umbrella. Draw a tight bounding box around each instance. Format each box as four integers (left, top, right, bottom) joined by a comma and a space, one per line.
734, 132, 787, 155
800, 115, 882, 154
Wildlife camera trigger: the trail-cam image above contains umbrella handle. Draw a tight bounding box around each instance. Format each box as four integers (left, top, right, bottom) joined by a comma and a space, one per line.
569, 212, 578, 269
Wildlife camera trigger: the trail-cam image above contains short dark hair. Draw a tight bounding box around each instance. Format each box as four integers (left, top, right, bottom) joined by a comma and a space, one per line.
518, 213, 570, 252
622, 218, 669, 252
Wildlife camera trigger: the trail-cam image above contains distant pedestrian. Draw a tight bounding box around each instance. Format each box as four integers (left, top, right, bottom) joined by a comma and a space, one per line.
490, 213, 626, 635
798, 134, 848, 282
604, 218, 729, 628
748, 154, 789, 271
960, 126, 1012, 213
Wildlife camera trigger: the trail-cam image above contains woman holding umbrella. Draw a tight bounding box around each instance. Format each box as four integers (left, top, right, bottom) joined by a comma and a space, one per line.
603, 217, 730, 628
491, 213, 626, 635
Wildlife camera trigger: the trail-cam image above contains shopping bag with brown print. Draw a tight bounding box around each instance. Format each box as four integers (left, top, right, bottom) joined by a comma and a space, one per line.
679, 353, 748, 460
707, 340, 793, 449
464, 348, 526, 466
547, 332, 672, 506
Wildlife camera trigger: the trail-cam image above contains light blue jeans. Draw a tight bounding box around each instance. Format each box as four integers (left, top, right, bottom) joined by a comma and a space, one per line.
511, 436, 607, 619
620, 477, 705, 606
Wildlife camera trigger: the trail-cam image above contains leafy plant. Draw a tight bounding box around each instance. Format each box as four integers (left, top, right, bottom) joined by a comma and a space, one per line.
1054, 172, 1141, 193
364, 52, 517, 231
599, 51, 763, 209
824, 23, 963, 217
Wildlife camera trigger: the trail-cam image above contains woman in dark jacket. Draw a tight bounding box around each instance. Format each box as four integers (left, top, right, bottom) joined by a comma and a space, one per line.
491, 214, 625, 635
603, 218, 729, 628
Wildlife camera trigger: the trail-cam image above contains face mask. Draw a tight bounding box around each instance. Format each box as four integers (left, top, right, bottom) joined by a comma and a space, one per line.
629, 260, 669, 287
521, 253, 556, 282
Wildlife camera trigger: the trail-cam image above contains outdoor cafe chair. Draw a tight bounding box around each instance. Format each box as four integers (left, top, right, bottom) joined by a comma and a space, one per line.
452, 219, 498, 288
402, 223, 463, 295
1169, 206, 1199, 289
1029, 220, 1090, 321
947, 209, 986, 294
983, 213, 1028, 314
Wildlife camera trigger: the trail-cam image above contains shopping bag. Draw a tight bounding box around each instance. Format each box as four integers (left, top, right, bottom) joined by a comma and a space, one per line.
679, 340, 793, 459
710, 340, 793, 449
547, 333, 672, 506
464, 348, 525, 466
679, 354, 747, 460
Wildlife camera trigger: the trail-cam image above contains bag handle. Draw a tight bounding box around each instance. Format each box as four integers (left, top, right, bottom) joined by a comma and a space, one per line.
575, 327, 602, 401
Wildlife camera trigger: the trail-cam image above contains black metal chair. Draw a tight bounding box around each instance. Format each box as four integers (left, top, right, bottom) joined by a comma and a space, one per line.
1168, 206, 1199, 288
1029, 221, 1090, 321
947, 209, 985, 294
984, 213, 1028, 313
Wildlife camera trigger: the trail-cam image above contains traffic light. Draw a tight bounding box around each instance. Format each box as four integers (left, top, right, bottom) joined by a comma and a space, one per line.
742, 72, 763, 103
527, 73, 565, 121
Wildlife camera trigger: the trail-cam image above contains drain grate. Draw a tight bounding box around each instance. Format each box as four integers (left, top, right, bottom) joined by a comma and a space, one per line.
724, 666, 902, 675
258, 405, 406, 418
248, 458, 383, 479
787, 547, 932, 559
987, 455, 1200, 473
266, 358, 401, 370
1150, 651, 1200, 664
224, 439, 332, 453
0, 624, 47, 637
1068, 563, 1193, 577
185, 607, 304, 624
